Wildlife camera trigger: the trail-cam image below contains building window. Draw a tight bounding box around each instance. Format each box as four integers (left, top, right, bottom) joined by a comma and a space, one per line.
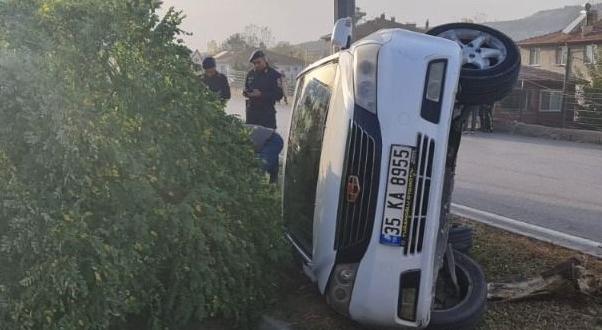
585, 44, 597, 64
529, 48, 541, 66
555, 46, 568, 65
540, 90, 563, 112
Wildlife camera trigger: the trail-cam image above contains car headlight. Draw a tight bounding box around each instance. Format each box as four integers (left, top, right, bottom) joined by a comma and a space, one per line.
354, 43, 381, 114
421, 59, 448, 124
425, 61, 446, 102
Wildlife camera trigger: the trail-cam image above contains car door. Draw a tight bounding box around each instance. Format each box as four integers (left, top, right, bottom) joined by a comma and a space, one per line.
283, 62, 337, 256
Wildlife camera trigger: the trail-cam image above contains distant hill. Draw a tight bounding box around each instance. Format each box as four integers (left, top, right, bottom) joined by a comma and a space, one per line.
485, 3, 602, 41
292, 3, 602, 56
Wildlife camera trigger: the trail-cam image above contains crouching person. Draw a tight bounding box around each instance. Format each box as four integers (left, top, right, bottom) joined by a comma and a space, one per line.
245, 124, 284, 184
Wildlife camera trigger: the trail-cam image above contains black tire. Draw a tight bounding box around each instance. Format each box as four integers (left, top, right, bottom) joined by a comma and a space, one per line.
428, 250, 487, 330
448, 224, 474, 254
427, 23, 520, 105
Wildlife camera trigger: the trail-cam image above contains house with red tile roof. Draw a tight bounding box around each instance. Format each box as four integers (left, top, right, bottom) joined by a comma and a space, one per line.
518, 4, 602, 80
493, 4, 602, 129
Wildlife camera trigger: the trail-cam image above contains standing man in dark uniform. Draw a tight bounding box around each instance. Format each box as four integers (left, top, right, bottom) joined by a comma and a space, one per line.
200, 57, 231, 102
244, 50, 284, 129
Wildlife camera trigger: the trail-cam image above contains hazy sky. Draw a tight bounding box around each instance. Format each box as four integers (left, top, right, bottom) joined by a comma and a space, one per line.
162, 0, 589, 50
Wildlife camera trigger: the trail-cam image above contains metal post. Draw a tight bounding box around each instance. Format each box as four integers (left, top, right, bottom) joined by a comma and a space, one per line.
519, 80, 525, 122
561, 45, 572, 128
334, 0, 355, 22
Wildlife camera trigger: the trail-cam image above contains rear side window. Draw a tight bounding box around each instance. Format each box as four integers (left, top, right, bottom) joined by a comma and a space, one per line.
284, 63, 337, 254
421, 60, 447, 124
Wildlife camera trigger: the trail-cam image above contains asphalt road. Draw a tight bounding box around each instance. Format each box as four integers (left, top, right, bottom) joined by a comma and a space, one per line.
227, 96, 602, 243
454, 133, 602, 243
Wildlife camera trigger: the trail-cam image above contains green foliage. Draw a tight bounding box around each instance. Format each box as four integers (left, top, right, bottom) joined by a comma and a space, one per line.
577, 65, 602, 130
0, 0, 287, 329
222, 33, 251, 52
220, 25, 274, 52
270, 42, 307, 62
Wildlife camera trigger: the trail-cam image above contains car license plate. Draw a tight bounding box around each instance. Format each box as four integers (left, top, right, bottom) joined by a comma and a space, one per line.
380, 145, 417, 246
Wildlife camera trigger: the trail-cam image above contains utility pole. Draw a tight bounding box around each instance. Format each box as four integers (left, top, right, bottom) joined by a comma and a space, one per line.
334, 0, 356, 43
334, 0, 355, 22
561, 45, 572, 128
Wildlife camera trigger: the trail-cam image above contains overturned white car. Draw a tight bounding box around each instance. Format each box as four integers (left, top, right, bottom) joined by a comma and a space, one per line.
282, 19, 519, 329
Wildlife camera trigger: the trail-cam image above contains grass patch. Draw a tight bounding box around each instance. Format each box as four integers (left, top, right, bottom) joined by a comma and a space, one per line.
463, 217, 602, 330
264, 217, 602, 330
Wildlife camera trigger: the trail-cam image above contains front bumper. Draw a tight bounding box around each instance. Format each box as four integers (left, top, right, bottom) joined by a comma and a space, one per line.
342, 134, 445, 328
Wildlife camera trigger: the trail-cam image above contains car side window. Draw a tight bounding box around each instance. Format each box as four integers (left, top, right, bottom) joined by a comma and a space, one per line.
284, 62, 337, 254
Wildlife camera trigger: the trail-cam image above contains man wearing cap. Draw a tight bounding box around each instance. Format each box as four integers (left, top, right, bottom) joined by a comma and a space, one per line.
200, 57, 231, 102
243, 50, 284, 129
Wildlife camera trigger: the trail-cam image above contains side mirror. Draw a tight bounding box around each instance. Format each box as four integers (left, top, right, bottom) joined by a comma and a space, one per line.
331, 17, 353, 51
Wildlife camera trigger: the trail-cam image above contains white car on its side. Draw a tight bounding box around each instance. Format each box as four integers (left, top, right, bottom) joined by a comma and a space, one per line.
282, 19, 519, 329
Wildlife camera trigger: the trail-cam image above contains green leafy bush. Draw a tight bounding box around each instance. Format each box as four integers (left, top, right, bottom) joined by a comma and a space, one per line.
0, 1, 287, 329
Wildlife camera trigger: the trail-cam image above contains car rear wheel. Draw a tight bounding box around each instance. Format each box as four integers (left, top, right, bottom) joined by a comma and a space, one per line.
427, 23, 520, 105
428, 250, 487, 330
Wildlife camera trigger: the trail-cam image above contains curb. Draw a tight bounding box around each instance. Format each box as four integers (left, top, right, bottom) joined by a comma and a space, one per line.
494, 121, 602, 145
451, 203, 602, 258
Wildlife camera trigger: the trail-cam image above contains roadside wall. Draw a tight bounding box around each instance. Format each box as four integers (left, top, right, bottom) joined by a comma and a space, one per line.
495, 120, 602, 145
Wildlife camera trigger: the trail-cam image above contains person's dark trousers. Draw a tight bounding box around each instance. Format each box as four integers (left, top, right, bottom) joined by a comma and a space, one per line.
462, 105, 480, 132
484, 108, 493, 132
259, 133, 284, 183
246, 107, 277, 129
470, 107, 478, 131
479, 106, 494, 132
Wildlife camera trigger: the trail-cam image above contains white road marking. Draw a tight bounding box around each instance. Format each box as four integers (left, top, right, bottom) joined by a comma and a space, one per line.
451, 203, 602, 258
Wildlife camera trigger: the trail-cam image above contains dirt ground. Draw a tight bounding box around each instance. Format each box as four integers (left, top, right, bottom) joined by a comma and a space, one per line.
266, 217, 602, 330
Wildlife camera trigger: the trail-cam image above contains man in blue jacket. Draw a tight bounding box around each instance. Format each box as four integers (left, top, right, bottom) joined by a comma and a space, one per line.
246, 124, 284, 184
